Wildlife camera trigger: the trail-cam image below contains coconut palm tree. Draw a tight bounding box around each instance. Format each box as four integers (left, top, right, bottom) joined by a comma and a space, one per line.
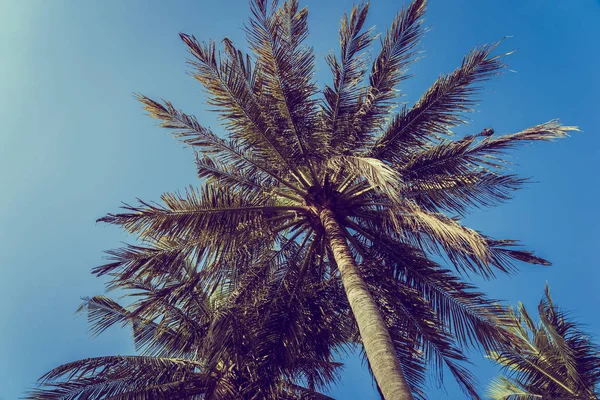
487, 285, 600, 400
28, 255, 350, 399
93, 0, 576, 398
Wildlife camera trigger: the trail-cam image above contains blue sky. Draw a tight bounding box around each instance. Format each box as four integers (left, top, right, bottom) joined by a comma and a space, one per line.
1, 0, 599, 398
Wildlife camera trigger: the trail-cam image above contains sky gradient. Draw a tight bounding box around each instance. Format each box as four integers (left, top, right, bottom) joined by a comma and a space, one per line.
1, 0, 599, 398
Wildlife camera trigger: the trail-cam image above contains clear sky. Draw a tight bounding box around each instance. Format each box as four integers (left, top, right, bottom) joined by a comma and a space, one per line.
1, 0, 599, 399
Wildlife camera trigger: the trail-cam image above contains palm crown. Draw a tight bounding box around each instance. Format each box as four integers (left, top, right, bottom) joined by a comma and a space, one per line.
487, 285, 600, 399
29, 256, 350, 399
32, 0, 576, 399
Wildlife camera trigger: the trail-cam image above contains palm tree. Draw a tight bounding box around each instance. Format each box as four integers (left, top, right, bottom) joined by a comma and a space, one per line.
29, 256, 350, 399
487, 285, 600, 400
93, 0, 576, 398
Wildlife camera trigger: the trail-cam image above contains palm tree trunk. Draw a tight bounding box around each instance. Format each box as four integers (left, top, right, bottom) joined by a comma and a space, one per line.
320, 208, 414, 400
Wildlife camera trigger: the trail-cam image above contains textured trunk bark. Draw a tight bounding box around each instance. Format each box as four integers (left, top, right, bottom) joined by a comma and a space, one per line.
320, 208, 414, 400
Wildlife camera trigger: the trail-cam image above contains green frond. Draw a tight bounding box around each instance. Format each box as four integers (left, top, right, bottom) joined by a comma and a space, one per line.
179, 33, 317, 189
324, 2, 374, 151
93, 240, 195, 279
195, 154, 301, 202
28, 355, 206, 400
352, 0, 427, 148
487, 286, 600, 399
400, 122, 578, 182
79, 294, 198, 358
136, 94, 308, 196
468, 120, 578, 160
98, 184, 307, 241
359, 203, 548, 277
370, 42, 507, 162
403, 171, 527, 216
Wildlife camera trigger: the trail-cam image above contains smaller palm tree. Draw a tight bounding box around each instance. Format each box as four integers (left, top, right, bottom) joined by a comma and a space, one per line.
487, 285, 600, 400
28, 256, 350, 399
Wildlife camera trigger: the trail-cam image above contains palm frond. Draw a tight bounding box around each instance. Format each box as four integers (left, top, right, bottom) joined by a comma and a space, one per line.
487, 376, 542, 400
93, 240, 193, 280
396, 205, 498, 275
376, 204, 548, 277
195, 153, 301, 202
323, 2, 374, 151
327, 155, 403, 205
79, 295, 197, 358
352, 0, 427, 147
180, 33, 300, 175
402, 171, 527, 216
98, 184, 305, 240
370, 42, 506, 162
364, 265, 480, 399
28, 356, 206, 400
344, 220, 516, 353
400, 121, 578, 178
246, 0, 322, 178
136, 95, 308, 196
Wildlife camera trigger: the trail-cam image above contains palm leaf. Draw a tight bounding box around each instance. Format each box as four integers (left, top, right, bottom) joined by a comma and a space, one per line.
369, 42, 507, 162
352, 0, 427, 147
324, 2, 374, 151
